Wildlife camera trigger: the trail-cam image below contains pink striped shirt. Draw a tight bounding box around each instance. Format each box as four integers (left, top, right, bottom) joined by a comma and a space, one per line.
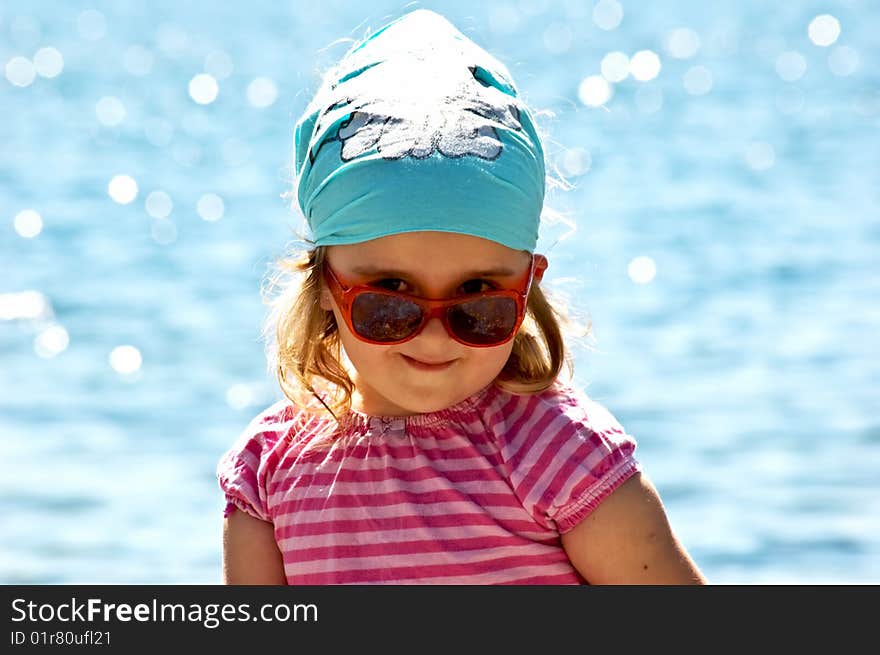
217, 382, 640, 584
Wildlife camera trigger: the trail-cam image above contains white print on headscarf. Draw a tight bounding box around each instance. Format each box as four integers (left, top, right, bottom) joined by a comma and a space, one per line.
330, 64, 524, 162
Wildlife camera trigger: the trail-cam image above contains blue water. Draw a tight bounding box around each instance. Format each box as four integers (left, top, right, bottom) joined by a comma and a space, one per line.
2, 0, 878, 584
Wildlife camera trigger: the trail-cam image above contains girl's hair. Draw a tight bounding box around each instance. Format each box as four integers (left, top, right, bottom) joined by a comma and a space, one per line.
262, 244, 577, 419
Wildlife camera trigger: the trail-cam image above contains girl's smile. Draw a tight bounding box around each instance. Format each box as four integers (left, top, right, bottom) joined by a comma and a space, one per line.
401, 354, 457, 371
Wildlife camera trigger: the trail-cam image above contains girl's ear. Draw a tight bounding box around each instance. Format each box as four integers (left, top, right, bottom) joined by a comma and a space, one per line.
319, 285, 334, 311
533, 254, 548, 283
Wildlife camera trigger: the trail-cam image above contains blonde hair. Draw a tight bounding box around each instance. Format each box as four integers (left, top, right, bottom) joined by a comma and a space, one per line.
262, 243, 578, 419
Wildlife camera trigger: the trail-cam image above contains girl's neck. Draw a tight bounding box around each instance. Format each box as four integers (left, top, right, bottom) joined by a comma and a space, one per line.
350, 373, 419, 418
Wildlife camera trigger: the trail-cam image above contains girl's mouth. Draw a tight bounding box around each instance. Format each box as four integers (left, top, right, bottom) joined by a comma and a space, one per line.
401, 355, 456, 372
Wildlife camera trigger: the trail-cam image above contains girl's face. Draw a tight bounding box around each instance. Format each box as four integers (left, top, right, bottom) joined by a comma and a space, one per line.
322, 231, 533, 416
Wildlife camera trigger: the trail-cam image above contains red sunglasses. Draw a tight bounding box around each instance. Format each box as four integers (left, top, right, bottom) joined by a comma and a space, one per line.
323, 254, 548, 347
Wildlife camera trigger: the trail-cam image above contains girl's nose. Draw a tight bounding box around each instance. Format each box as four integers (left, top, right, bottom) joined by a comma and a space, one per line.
417, 316, 451, 342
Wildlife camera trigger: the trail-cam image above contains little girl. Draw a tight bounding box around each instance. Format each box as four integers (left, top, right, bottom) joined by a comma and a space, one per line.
217, 9, 705, 585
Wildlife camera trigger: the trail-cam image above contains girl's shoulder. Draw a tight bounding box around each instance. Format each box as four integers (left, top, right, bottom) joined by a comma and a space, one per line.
492, 381, 631, 443
219, 399, 337, 474
216, 398, 339, 522
489, 381, 640, 533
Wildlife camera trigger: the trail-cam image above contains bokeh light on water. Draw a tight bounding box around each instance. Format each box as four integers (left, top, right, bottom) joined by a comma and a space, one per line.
13, 209, 43, 238
2, 0, 879, 584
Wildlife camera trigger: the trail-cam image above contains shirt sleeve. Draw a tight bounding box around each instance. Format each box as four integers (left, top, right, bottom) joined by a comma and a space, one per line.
502, 385, 641, 534
216, 408, 287, 523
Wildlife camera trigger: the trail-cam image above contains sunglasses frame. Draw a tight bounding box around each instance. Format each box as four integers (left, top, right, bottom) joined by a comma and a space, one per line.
323, 254, 547, 347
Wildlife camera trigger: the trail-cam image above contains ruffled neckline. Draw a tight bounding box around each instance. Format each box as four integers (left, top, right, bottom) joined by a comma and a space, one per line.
340, 383, 500, 434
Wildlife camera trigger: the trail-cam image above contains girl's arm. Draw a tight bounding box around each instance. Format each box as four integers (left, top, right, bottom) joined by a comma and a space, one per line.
560, 472, 707, 584
222, 507, 287, 585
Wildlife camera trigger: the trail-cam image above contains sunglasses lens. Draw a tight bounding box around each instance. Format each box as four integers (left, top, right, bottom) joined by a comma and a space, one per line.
351, 293, 423, 342
448, 296, 518, 346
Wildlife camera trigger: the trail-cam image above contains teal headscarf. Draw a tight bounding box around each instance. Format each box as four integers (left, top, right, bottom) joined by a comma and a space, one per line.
293, 9, 546, 253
